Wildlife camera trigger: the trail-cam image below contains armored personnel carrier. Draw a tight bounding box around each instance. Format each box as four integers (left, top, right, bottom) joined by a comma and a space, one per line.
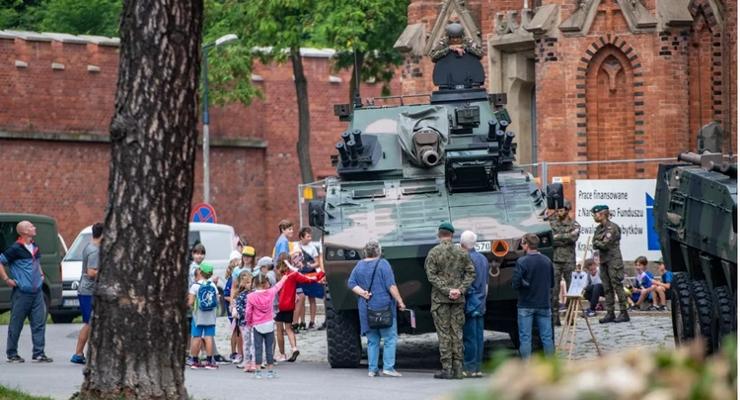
308, 46, 552, 367
654, 150, 737, 352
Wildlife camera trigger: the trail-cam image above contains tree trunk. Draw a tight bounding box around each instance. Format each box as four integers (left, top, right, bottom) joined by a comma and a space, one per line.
79, 1, 202, 399
291, 47, 314, 184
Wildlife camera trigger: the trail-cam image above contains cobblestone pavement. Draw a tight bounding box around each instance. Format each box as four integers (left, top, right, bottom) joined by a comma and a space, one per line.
215, 311, 674, 366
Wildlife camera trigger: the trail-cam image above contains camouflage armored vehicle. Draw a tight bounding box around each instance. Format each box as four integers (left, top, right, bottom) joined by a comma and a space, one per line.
653, 150, 737, 352
307, 46, 553, 367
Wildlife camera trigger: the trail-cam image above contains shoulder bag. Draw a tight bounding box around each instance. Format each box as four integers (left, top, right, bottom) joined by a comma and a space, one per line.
366, 259, 393, 329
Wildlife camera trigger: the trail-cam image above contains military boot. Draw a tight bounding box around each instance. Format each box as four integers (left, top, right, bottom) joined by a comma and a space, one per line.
452, 362, 464, 379
614, 310, 630, 323
598, 312, 616, 324
433, 370, 454, 379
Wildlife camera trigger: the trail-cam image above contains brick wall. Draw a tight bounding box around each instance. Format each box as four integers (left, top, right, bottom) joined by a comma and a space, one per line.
0, 34, 396, 256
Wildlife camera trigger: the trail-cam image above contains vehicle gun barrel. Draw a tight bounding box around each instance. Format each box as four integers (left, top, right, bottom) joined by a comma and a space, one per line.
678, 152, 737, 178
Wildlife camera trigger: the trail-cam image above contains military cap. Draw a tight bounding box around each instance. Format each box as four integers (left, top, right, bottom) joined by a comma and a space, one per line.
438, 222, 455, 233
591, 205, 609, 213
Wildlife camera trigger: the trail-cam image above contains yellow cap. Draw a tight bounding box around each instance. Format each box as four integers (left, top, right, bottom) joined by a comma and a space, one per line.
242, 246, 256, 257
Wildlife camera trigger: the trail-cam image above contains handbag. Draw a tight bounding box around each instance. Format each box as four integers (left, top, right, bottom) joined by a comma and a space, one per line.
365, 259, 393, 329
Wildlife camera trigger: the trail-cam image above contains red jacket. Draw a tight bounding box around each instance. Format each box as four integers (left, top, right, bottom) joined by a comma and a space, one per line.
278, 271, 325, 312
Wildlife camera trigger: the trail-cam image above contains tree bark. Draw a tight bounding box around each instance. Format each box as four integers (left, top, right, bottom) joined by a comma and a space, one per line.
79, 1, 202, 399
291, 47, 314, 184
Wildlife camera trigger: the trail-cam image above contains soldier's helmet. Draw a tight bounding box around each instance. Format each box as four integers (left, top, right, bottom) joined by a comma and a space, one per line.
446, 22, 464, 38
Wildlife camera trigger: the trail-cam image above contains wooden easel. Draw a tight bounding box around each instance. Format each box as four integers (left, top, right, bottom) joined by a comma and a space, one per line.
557, 294, 601, 359
556, 235, 601, 359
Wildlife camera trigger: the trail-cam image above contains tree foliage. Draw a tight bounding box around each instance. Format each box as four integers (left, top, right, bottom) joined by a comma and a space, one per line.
0, 0, 120, 36
314, 0, 408, 100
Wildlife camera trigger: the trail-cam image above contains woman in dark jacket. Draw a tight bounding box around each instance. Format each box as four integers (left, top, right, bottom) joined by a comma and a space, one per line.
347, 240, 406, 377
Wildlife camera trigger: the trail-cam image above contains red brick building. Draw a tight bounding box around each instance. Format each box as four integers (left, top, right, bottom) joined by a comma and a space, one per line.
396, 0, 736, 182
0, 32, 389, 252
0, 0, 736, 252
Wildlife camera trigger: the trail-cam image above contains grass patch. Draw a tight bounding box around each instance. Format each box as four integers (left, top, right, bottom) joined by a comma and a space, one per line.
0, 313, 82, 325
0, 385, 53, 400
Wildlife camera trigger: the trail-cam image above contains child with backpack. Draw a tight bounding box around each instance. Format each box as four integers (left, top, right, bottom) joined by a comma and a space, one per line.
246, 272, 290, 379
233, 270, 255, 371
188, 262, 220, 369
224, 251, 243, 364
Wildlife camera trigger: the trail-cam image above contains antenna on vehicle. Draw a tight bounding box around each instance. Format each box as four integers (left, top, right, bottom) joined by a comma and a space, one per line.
352, 49, 362, 109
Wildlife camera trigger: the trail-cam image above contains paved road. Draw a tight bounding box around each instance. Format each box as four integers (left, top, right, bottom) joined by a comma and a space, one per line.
0, 323, 486, 400
0, 312, 674, 400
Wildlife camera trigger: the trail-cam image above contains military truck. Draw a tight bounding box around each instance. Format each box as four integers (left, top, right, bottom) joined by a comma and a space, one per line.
653, 150, 737, 352
307, 46, 553, 367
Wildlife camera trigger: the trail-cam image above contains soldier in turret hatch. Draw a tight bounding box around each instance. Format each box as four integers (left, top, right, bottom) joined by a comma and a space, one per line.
430, 21, 483, 62
591, 205, 630, 324
548, 200, 580, 326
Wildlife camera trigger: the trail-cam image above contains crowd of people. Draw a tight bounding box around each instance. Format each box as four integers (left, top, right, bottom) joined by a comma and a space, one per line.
0, 203, 671, 380
184, 219, 326, 378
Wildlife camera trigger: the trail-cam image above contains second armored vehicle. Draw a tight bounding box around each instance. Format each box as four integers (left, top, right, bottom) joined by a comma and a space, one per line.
654, 150, 737, 352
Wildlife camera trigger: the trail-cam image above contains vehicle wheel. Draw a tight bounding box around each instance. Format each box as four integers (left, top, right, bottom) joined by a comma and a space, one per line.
50, 314, 75, 324
713, 285, 736, 349
325, 294, 361, 368
689, 279, 715, 353
670, 272, 693, 346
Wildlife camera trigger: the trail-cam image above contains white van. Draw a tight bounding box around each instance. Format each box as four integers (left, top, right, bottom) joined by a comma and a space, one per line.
50, 222, 237, 323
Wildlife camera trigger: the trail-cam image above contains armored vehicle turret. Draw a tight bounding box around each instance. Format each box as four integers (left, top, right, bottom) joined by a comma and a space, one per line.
654, 150, 737, 352
309, 48, 552, 368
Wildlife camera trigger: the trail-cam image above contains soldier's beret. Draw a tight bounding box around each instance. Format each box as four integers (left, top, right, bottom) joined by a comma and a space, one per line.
591, 205, 609, 213
438, 222, 455, 233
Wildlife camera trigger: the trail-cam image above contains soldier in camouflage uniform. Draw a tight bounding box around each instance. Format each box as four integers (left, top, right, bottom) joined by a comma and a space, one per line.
424, 222, 475, 379
430, 22, 483, 62
549, 200, 581, 326
591, 205, 630, 323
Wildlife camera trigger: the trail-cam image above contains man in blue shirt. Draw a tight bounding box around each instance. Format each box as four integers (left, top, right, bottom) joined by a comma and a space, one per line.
651, 258, 671, 311
512, 233, 555, 359
0, 221, 52, 363
460, 230, 488, 377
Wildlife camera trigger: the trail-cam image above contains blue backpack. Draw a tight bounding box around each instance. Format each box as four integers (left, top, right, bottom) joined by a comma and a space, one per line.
196, 281, 218, 312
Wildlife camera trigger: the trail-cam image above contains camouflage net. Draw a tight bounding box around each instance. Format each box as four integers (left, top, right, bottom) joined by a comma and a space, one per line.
454, 338, 737, 400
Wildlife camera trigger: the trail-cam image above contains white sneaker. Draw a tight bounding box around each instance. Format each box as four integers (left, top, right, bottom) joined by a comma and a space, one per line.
368, 371, 379, 377
275, 354, 287, 362
382, 370, 402, 377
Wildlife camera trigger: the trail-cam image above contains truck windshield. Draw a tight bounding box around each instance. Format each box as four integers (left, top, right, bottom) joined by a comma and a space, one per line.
63, 233, 92, 262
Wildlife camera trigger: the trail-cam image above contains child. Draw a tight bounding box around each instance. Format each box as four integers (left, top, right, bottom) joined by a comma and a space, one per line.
630, 256, 657, 311
273, 219, 295, 259
224, 251, 243, 364
233, 270, 255, 371
188, 263, 220, 370
274, 250, 325, 362
246, 272, 289, 379
185, 244, 207, 366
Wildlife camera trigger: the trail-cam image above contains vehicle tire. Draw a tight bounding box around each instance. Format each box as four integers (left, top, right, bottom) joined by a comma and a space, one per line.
689, 279, 715, 353
670, 272, 693, 346
325, 294, 361, 368
713, 285, 736, 349
50, 314, 75, 324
